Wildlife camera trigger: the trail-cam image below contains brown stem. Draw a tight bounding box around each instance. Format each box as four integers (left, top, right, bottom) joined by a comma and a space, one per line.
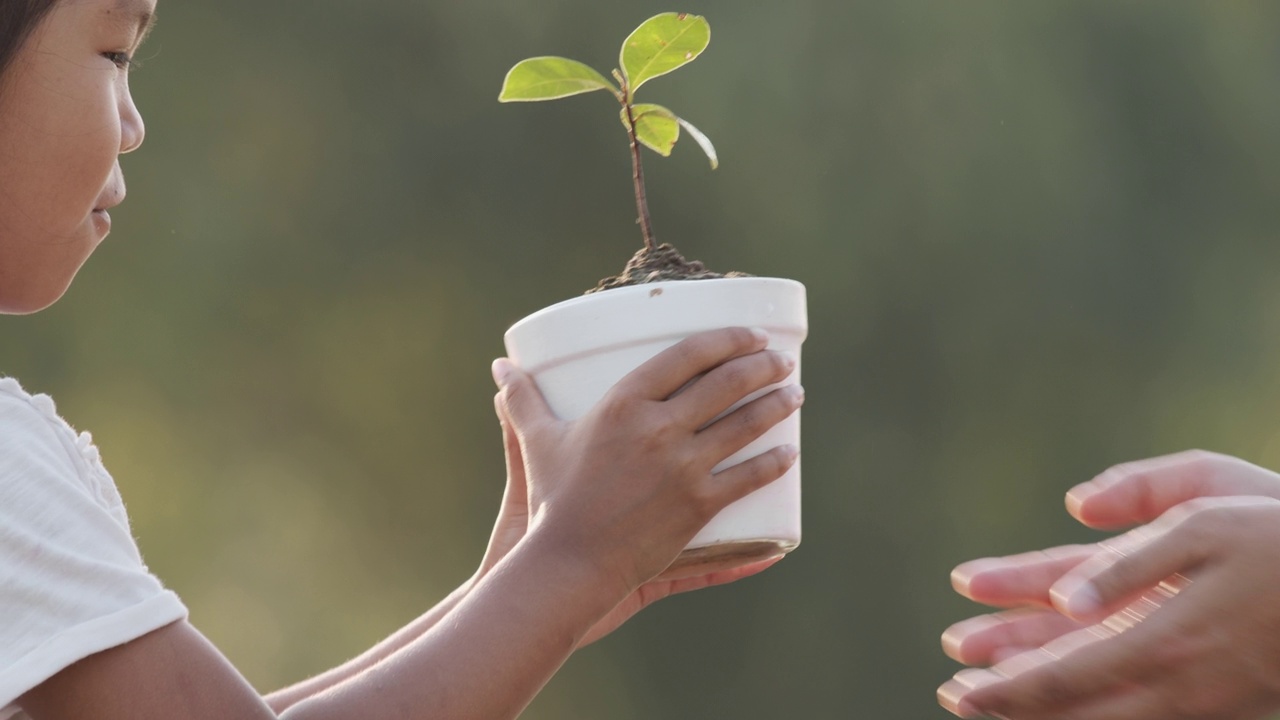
617, 77, 656, 253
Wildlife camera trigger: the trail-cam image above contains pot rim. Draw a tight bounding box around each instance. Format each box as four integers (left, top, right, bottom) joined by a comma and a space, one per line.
504, 276, 807, 371
507, 276, 805, 333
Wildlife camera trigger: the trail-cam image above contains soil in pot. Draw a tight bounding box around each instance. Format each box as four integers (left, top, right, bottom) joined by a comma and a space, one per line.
588, 243, 750, 294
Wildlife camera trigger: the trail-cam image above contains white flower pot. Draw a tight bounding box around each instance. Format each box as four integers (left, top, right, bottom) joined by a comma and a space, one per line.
504, 277, 807, 579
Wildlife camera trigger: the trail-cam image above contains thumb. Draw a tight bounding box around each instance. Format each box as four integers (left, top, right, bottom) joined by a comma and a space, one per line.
491, 358, 555, 433
1048, 510, 1209, 622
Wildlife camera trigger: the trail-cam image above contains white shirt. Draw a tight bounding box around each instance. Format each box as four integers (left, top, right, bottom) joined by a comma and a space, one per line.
0, 378, 187, 719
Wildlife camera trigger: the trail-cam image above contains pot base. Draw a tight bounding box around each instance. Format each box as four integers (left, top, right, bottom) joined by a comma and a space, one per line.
657, 539, 797, 581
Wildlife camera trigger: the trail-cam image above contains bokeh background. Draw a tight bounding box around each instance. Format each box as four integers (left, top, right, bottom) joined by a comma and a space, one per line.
5, 1, 1280, 717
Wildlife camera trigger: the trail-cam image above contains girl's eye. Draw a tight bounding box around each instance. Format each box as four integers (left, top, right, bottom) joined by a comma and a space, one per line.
103, 51, 134, 70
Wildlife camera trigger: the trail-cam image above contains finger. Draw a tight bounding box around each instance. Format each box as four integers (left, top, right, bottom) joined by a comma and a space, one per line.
494, 393, 526, 496
943, 608, 1087, 666
963, 611, 1178, 717
1030, 684, 1174, 720
492, 358, 557, 432
1049, 500, 1256, 621
669, 349, 797, 429
954, 674, 1161, 720
697, 385, 804, 461
948, 629, 1141, 718
980, 624, 1110, 671
951, 545, 1099, 607
968, 677, 1164, 720
614, 328, 769, 401
1066, 450, 1279, 529
938, 668, 1005, 718
663, 556, 784, 596
626, 556, 785, 618
706, 444, 799, 507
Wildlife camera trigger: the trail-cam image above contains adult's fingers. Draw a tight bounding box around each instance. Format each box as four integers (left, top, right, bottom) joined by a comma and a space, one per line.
949, 670, 1167, 720
951, 545, 1098, 608
1066, 450, 1280, 530
943, 608, 1087, 666
938, 668, 1005, 717
1049, 497, 1272, 621
615, 328, 769, 402
962, 607, 1182, 719
1031, 683, 1176, 720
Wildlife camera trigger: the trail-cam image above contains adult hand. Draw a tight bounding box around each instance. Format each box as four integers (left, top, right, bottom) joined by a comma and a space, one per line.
939, 451, 1280, 719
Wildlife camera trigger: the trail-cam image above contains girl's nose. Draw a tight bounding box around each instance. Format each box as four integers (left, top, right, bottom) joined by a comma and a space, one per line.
120, 86, 145, 155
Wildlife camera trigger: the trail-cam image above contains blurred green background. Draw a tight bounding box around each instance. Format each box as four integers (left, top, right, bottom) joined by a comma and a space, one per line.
5, 1, 1280, 717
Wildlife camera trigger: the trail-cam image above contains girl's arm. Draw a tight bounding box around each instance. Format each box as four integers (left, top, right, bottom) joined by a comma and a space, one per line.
265, 391, 538, 713
19, 530, 625, 720
261, 579, 474, 713
18, 328, 802, 720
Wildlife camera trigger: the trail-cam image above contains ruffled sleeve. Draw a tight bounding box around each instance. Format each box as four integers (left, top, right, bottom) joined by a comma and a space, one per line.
0, 379, 187, 717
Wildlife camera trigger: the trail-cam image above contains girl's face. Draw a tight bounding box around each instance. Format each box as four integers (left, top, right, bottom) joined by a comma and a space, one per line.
0, 0, 156, 314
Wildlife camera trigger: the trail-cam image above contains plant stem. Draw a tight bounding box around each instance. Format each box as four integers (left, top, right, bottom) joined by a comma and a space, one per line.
617, 80, 656, 253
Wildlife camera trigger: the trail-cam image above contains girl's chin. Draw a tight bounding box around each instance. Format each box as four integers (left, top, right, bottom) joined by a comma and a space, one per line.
0, 278, 74, 315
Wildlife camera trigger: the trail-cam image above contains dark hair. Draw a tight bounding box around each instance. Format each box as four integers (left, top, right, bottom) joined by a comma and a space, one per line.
1, 0, 61, 82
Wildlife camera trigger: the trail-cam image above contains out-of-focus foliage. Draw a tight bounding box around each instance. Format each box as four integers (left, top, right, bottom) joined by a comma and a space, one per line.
3, 1, 1280, 718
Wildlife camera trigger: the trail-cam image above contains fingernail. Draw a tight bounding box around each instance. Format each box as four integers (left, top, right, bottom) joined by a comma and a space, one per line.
940, 627, 964, 659
950, 558, 1003, 596
491, 358, 514, 387
1062, 581, 1101, 618
785, 384, 805, 404
1065, 482, 1101, 516
936, 682, 963, 715
780, 444, 799, 463
750, 327, 770, 345
778, 351, 798, 371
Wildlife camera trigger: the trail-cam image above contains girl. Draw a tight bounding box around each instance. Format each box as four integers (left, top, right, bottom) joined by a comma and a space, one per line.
0, 1, 805, 718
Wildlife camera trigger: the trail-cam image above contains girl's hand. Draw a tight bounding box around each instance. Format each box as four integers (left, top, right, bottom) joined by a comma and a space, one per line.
492, 327, 802, 603
939, 451, 1280, 719
474, 396, 532, 580
479, 394, 783, 647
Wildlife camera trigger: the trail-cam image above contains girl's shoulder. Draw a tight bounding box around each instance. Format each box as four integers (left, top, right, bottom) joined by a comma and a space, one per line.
1, 376, 63, 426
0, 376, 123, 513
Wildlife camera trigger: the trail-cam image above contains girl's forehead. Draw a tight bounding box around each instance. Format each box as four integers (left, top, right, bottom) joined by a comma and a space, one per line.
102, 0, 158, 34
64, 0, 156, 37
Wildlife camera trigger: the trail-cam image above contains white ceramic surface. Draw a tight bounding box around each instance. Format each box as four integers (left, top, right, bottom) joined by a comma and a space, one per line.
503, 277, 807, 557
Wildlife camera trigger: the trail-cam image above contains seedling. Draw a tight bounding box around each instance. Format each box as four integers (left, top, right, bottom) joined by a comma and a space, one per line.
499, 15, 807, 578
499, 12, 719, 261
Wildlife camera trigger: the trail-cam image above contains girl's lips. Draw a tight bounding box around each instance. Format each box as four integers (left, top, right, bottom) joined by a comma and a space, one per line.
91, 208, 111, 234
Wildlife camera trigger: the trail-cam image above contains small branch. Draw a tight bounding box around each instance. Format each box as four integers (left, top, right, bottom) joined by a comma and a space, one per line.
615, 72, 656, 253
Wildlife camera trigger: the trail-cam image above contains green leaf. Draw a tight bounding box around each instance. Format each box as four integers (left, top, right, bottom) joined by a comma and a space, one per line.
618, 104, 718, 169
619, 13, 710, 96
621, 103, 680, 157
499, 57, 618, 102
